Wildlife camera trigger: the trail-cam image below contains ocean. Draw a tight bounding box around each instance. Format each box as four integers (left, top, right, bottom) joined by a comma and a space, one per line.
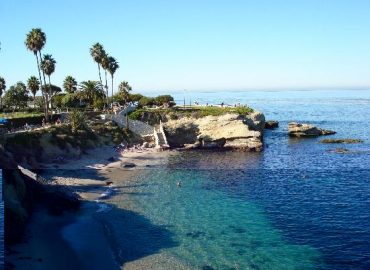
3, 89, 370, 269
101, 89, 370, 269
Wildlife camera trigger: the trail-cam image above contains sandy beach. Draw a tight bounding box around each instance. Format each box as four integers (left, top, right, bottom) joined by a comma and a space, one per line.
6, 146, 186, 270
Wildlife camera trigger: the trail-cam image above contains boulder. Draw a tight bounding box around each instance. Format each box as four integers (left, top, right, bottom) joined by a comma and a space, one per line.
288, 122, 336, 137
265, 120, 279, 129
163, 112, 265, 151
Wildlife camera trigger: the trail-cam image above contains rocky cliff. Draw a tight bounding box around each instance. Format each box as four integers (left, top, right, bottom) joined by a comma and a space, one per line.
163, 112, 265, 151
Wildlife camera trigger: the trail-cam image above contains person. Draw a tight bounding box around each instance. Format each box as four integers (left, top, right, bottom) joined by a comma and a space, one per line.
221, 102, 224, 107
42, 118, 46, 127
177, 181, 182, 187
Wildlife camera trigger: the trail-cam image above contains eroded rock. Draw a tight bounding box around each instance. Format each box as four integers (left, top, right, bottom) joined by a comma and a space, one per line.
163, 112, 265, 151
288, 122, 336, 137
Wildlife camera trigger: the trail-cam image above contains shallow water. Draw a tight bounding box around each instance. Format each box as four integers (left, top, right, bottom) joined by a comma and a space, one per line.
103, 90, 370, 269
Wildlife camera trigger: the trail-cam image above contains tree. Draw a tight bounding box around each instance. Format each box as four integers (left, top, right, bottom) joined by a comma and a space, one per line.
79, 81, 105, 107
155, 95, 175, 107
62, 93, 80, 109
34, 96, 44, 108
27, 76, 40, 108
101, 53, 110, 104
41, 84, 62, 98
118, 81, 132, 128
4, 82, 29, 111
63, 76, 77, 94
52, 93, 66, 109
108, 56, 119, 107
118, 81, 132, 105
0, 77, 6, 109
90, 43, 105, 90
25, 28, 48, 119
41, 54, 56, 109
129, 93, 144, 103
138, 96, 155, 107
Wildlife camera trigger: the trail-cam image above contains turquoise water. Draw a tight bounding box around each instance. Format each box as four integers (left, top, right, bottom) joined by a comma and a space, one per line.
114, 169, 322, 269
99, 90, 370, 269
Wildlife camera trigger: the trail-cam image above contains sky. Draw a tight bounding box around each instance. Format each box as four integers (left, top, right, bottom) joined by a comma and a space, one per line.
1, 0, 370, 93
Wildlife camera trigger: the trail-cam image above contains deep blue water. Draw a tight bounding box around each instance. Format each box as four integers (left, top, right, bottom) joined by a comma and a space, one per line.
108, 90, 370, 269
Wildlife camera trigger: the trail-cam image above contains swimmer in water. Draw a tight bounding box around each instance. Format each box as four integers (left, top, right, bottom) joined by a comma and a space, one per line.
177, 181, 182, 187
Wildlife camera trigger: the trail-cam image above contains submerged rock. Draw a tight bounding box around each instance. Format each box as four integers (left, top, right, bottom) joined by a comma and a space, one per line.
121, 162, 136, 168
331, 148, 351, 154
320, 138, 363, 144
288, 122, 336, 137
163, 112, 265, 151
265, 120, 279, 129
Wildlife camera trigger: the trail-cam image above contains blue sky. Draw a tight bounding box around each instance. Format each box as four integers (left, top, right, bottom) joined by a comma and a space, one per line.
1, 0, 370, 93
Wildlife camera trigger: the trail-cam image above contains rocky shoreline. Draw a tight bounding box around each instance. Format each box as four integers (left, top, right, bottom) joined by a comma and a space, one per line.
288, 122, 336, 137
163, 112, 266, 152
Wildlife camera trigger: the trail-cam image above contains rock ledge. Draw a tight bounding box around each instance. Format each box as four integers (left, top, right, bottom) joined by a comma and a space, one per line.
288, 122, 336, 137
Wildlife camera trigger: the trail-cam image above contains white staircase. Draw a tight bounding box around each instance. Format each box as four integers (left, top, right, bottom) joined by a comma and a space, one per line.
154, 121, 169, 149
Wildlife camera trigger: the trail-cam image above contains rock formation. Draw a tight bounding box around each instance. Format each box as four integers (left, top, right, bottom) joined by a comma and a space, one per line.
288, 122, 336, 137
163, 112, 265, 151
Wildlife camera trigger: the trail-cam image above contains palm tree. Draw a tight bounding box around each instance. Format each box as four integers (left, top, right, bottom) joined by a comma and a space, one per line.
79, 81, 105, 106
41, 54, 56, 110
0, 77, 6, 110
89, 43, 105, 89
108, 56, 119, 107
118, 81, 132, 104
25, 28, 48, 119
118, 81, 132, 129
27, 76, 40, 107
63, 76, 77, 94
100, 53, 110, 106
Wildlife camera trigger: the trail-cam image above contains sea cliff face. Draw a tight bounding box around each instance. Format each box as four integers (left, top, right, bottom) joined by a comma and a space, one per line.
163, 112, 265, 151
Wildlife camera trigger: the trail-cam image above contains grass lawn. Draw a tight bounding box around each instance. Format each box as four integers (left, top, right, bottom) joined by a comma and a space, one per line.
129, 105, 254, 122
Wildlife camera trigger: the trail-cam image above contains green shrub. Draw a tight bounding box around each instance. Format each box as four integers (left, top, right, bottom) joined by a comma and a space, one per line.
128, 109, 144, 120
68, 110, 87, 133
